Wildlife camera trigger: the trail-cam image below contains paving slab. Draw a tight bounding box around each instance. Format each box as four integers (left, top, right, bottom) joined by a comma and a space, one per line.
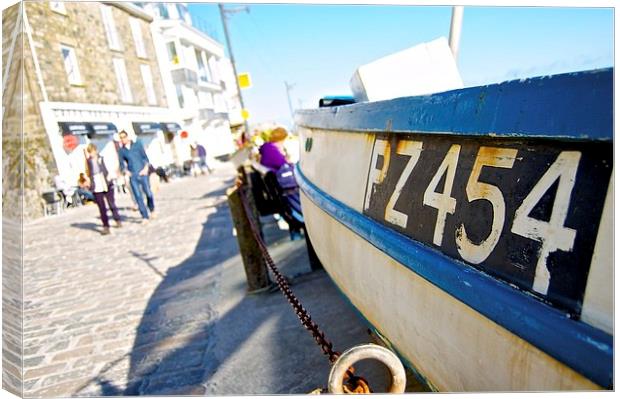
20, 162, 398, 397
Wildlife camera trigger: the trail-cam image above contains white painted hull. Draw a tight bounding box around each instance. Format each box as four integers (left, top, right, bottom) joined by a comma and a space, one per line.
295, 70, 613, 390
301, 192, 599, 391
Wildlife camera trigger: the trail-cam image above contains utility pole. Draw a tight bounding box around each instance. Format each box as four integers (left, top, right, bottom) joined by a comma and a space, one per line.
219, 4, 250, 140
284, 81, 296, 127
449, 6, 464, 63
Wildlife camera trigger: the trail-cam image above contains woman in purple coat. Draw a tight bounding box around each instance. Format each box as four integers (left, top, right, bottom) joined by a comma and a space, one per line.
259, 127, 289, 172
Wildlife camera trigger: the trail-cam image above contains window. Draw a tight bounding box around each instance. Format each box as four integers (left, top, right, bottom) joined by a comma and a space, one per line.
140, 64, 157, 105
198, 91, 213, 108
214, 93, 226, 112
208, 56, 220, 83
50, 2, 67, 15
60, 45, 82, 85
176, 85, 185, 108
196, 50, 211, 83
167, 42, 179, 65
177, 4, 192, 24
100, 5, 122, 50
130, 18, 147, 58
156, 4, 169, 19
113, 58, 133, 103
167, 4, 179, 20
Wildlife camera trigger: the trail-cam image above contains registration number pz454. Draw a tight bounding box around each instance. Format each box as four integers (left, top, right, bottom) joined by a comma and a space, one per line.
363, 134, 612, 314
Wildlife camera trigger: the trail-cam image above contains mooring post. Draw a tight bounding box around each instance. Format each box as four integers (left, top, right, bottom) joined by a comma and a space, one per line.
227, 184, 271, 291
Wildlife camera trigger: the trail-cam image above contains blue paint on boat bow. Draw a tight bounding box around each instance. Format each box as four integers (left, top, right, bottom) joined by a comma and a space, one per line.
296, 165, 613, 388
296, 69, 613, 141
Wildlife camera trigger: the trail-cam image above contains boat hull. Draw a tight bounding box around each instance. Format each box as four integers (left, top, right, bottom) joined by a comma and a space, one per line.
295, 69, 613, 391
300, 189, 599, 391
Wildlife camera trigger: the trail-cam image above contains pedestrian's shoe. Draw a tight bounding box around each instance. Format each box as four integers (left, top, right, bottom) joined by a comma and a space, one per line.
114, 220, 122, 228
149, 212, 156, 220
140, 218, 149, 224
101, 227, 111, 235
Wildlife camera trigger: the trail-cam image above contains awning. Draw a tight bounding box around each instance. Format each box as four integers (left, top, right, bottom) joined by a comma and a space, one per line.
58, 122, 91, 136
90, 122, 118, 136
58, 122, 118, 137
160, 122, 182, 133
132, 122, 162, 135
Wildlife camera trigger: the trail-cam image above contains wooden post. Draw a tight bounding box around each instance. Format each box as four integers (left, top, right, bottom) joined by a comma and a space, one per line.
303, 227, 323, 271
227, 185, 271, 291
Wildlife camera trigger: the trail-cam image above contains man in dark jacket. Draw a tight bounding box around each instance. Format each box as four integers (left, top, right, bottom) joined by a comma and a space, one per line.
118, 130, 155, 221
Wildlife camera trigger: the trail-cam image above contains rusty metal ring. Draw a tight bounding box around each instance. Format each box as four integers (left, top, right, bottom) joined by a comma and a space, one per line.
328, 344, 406, 394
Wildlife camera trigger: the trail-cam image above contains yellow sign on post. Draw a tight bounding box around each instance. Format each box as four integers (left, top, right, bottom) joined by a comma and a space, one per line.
241, 109, 250, 120
238, 73, 252, 89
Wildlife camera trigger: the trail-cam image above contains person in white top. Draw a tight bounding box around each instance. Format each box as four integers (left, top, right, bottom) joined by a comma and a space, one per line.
85, 143, 122, 235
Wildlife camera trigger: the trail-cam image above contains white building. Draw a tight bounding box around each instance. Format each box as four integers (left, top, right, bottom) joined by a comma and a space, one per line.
139, 2, 239, 160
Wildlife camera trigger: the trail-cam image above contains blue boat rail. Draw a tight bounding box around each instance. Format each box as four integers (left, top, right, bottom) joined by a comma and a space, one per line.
297, 68, 613, 142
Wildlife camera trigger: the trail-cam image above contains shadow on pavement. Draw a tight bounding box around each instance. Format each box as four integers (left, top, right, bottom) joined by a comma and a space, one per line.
73, 181, 389, 395
69, 222, 103, 234
129, 251, 166, 279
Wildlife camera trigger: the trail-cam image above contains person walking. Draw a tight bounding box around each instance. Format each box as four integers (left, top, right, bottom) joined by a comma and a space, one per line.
85, 143, 122, 235
117, 130, 156, 222
195, 142, 212, 173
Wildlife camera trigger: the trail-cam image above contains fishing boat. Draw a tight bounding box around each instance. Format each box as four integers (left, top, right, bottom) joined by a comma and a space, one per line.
294, 68, 613, 391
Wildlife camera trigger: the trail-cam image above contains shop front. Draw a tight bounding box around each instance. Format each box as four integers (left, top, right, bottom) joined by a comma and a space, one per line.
40, 102, 174, 186
160, 122, 190, 167
131, 122, 169, 168
58, 121, 120, 185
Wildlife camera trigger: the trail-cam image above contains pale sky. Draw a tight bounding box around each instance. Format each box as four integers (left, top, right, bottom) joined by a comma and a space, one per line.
188, 1, 614, 128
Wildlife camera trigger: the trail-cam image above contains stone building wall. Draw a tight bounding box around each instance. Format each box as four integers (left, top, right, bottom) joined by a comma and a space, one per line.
5, 2, 170, 221
25, 1, 167, 107
22, 26, 58, 221
2, 4, 25, 397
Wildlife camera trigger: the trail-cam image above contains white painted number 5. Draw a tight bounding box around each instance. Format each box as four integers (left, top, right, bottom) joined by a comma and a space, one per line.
456, 147, 518, 264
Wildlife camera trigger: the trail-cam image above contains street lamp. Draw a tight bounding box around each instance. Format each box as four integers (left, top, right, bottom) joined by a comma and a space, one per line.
284, 81, 296, 128
218, 3, 250, 141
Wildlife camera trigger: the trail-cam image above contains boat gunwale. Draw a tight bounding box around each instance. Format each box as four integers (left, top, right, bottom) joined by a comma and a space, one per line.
295, 165, 613, 389
295, 68, 613, 142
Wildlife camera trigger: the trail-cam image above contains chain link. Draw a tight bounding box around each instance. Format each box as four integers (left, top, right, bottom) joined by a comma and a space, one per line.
238, 186, 342, 364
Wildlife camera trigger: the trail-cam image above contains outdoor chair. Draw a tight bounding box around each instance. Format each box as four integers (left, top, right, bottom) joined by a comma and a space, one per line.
42, 190, 64, 216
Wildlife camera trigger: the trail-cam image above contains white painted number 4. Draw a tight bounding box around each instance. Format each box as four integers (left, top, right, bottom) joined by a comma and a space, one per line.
423, 144, 460, 246
511, 151, 581, 295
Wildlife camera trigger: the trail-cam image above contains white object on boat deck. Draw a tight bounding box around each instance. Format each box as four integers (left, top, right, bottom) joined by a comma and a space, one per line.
349, 37, 463, 102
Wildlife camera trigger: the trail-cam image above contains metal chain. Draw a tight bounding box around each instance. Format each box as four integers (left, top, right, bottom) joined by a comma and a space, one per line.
238, 185, 341, 363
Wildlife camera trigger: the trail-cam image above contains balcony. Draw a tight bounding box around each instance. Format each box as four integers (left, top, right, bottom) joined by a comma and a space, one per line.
171, 67, 223, 92
171, 68, 198, 86
198, 107, 228, 122
198, 79, 223, 92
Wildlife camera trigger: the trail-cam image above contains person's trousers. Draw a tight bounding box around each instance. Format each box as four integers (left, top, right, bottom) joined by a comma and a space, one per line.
129, 175, 155, 219
94, 190, 121, 227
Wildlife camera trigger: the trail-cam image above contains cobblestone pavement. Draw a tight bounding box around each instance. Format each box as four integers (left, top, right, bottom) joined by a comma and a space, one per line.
23, 163, 238, 397
21, 162, 396, 397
